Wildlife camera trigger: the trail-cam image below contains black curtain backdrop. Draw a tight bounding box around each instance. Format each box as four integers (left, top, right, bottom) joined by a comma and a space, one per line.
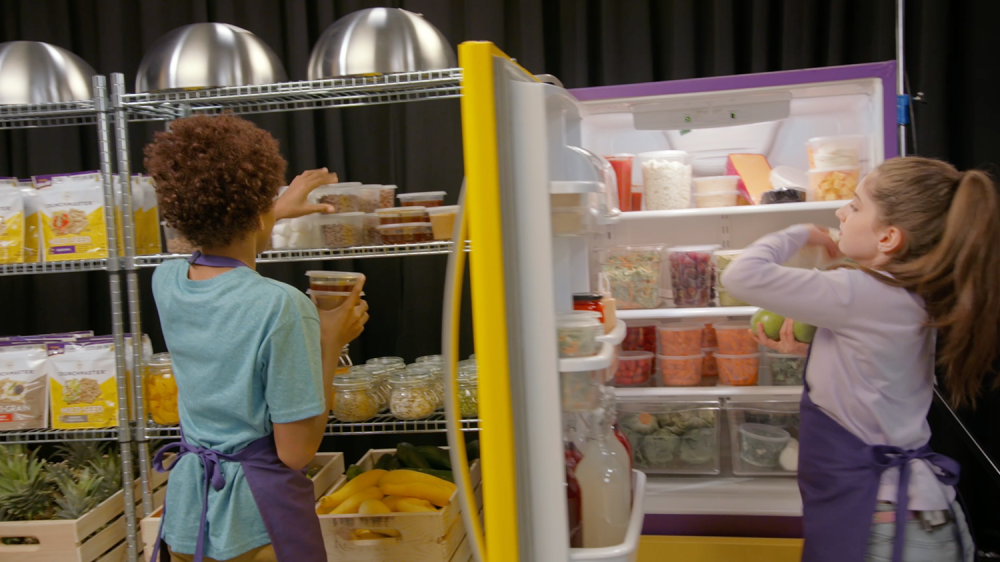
3, 0, 1000, 552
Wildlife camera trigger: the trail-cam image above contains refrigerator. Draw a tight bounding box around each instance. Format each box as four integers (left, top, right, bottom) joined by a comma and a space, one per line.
444, 41, 898, 562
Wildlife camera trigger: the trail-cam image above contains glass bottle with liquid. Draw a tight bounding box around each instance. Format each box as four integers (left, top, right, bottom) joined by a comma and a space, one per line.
575, 405, 631, 548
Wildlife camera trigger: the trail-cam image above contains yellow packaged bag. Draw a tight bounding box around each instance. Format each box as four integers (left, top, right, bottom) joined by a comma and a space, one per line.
141, 176, 162, 255
0, 186, 24, 264
20, 181, 40, 263
38, 172, 109, 261
0, 344, 49, 430
49, 342, 118, 429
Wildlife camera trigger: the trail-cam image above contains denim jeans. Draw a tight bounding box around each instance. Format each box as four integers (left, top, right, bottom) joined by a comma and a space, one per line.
866, 502, 974, 562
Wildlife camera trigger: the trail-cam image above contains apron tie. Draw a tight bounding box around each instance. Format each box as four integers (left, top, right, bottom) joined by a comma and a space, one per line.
869, 444, 961, 562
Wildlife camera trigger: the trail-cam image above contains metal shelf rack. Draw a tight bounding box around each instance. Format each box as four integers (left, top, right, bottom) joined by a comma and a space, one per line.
144, 414, 480, 440
134, 241, 471, 267
0, 76, 139, 561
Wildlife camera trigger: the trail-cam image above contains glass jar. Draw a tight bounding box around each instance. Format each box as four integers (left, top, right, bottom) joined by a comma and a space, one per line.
337, 345, 353, 376
390, 371, 438, 420
416, 354, 443, 364
573, 293, 605, 324
367, 356, 405, 370
146, 352, 179, 425
333, 374, 378, 422
458, 373, 479, 419
353, 365, 388, 412
406, 364, 444, 409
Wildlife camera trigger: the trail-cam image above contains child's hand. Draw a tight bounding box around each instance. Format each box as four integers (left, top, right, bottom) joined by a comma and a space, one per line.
751, 318, 809, 356
320, 278, 369, 351
802, 224, 841, 259
275, 168, 339, 220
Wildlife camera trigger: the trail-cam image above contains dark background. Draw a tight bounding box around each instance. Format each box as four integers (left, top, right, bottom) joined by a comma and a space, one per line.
2, 0, 999, 552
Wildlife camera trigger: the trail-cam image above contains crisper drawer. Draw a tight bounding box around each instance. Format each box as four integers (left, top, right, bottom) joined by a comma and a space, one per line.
726, 396, 800, 476
617, 398, 721, 476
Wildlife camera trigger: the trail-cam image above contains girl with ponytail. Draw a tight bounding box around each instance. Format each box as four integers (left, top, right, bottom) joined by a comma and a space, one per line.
722, 157, 997, 562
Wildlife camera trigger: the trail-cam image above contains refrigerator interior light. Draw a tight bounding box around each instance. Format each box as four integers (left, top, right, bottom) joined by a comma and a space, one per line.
631, 91, 792, 131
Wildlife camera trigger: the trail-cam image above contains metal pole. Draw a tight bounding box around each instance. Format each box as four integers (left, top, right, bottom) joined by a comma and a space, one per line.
897, 0, 907, 157
94, 74, 138, 562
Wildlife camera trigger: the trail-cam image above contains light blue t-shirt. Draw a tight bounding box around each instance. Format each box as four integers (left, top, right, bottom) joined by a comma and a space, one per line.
152, 259, 325, 559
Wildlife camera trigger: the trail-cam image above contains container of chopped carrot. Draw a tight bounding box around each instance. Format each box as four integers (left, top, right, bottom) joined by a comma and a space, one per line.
717, 353, 760, 386
598, 245, 664, 309
557, 317, 600, 358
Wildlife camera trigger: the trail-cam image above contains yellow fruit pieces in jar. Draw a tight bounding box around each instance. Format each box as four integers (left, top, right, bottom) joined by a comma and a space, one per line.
810, 169, 859, 201
146, 374, 179, 425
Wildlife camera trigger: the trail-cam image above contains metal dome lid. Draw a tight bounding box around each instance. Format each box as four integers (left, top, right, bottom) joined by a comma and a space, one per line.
307, 8, 456, 80
0, 41, 96, 105
136, 23, 287, 93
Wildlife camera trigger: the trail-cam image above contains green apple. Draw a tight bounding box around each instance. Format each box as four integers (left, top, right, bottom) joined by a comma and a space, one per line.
751, 309, 785, 340
793, 321, 818, 343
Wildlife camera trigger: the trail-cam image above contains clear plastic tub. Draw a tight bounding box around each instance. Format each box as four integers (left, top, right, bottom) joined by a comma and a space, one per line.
309, 183, 363, 213
657, 354, 704, 387
358, 185, 383, 213
316, 212, 365, 248
713, 250, 749, 307
307, 289, 350, 310
622, 322, 658, 355
376, 206, 429, 225
599, 245, 664, 310
613, 351, 655, 387
806, 135, 866, 170
427, 205, 459, 240
716, 352, 760, 386
377, 222, 434, 245
713, 321, 757, 355
656, 322, 703, 356
617, 399, 721, 475
637, 150, 692, 211
693, 175, 739, 195
552, 206, 590, 236
701, 348, 719, 377
557, 317, 601, 358
694, 191, 739, 208
767, 352, 806, 386
739, 424, 791, 468
378, 184, 397, 209
727, 398, 800, 475
397, 191, 447, 207
808, 166, 861, 202
362, 213, 381, 245
306, 270, 364, 293
668, 245, 718, 308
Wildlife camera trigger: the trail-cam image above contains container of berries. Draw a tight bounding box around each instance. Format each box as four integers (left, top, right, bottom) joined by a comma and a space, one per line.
614, 351, 655, 387
668, 245, 719, 308
622, 322, 658, 355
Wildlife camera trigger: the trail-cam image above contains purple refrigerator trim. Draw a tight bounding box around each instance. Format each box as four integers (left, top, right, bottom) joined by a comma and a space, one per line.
570, 61, 899, 161
642, 513, 803, 539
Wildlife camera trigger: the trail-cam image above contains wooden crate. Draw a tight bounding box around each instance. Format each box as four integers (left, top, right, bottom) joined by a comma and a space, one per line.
0, 474, 166, 562
315, 448, 483, 562
139, 452, 344, 561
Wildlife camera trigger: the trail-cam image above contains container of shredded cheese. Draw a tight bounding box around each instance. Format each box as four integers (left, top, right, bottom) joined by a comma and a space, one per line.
0, 186, 25, 264
39, 172, 109, 261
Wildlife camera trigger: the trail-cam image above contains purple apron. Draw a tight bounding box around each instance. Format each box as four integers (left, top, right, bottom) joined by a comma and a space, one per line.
798, 370, 961, 562
148, 251, 327, 562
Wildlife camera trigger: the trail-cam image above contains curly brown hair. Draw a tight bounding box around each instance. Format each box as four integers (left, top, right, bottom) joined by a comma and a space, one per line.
144, 114, 287, 248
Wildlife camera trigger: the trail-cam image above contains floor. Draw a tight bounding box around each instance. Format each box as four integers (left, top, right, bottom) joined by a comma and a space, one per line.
637, 536, 804, 562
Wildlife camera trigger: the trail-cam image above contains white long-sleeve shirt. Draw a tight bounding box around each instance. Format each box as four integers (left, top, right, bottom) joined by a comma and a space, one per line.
721, 225, 955, 510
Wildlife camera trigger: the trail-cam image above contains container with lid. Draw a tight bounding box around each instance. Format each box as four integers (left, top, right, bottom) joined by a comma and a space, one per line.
637, 150, 692, 211
613, 351, 654, 387
572, 293, 605, 324
693, 175, 739, 195
716, 353, 760, 386
367, 356, 405, 371
316, 212, 365, 248
307, 289, 350, 310
713, 321, 758, 355
458, 374, 478, 419
622, 321, 657, 355
306, 271, 364, 293
727, 397, 799, 475
408, 363, 445, 409
361, 364, 391, 412
416, 355, 442, 364
362, 213, 381, 246
333, 374, 378, 422
389, 371, 438, 420
397, 191, 447, 207
658, 354, 704, 386
739, 423, 791, 468
427, 205, 459, 240
378, 185, 397, 209
377, 222, 433, 245
808, 166, 860, 202
713, 249, 749, 307
357, 185, 383, 213
557, 316, 601, 358
308, 183, 364, 213
694, 191, 739, 208
598, 245, 664, 310
806, 135, 867, 171
146, 352, 178, 425
766, 352, 806, 386
668, 245, 718, 308
656, 323, 703, 356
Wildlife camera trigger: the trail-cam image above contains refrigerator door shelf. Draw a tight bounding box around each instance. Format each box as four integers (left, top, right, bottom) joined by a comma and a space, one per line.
560, 340, 616, 372
618, 307, 758, 321
551, 180, 605, 193
569, 470, 647, 562
596, 319, 627, 346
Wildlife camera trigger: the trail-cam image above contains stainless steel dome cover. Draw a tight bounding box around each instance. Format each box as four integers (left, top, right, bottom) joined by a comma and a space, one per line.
136, 22, 287, 93
0, 41, 96, 105
307, 8, 456, 79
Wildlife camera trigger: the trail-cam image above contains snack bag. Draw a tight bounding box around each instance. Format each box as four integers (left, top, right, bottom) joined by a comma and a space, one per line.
140, 175, 161, 255
49, 342, 118, 428
0, 344, 49, 430
20, 181, 41, 263
38, 172, 109, 261
0, 186, 24, 264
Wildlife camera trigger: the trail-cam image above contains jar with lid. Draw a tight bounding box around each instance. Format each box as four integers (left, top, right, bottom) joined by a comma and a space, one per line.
458, 372, 479, 419
573, 293, 605, 324
354, 365, 388, 412
146, 352, 179, 425
333, 373, 378, 422
390, 371, 438, 420
367, 356, 405, 372
337, 345, 353, 376
407, 364, 444, 409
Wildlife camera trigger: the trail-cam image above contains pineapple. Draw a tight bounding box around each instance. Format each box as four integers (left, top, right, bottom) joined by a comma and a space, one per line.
54, 441, 108, 468
87, 447, 122, 504
52, 465, 104, 520
0, 445, 55, 521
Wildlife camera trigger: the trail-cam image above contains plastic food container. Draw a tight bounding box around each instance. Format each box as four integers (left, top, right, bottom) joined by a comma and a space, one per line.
656, 323, 703, 356
309, 183, 363, 213
605, 154, 634, 212
694, 191, 739, 208
146, 352, 178, 425
599, 245, 664, 310
693, 175, 739, 195
637, 150, 692, 211
362, 213, 381, 245
617, 399, 721, 475
376, 206, 429, 225
551, 206, 589, 236
806, 135, 866, 170
739, 424, 791, 468
701, 348, 719, 377
358, 185, 383, 213
716, 353, 760, 386
614, 351, 655, 387
307, 289, 364, 311
700, 322, 719, 348
713, 250, 749, 307
427, 205, 459, 240
658, 354, 704, 387
306, 271, 364, 293
761, 188, 806, 204
316, 212, 365, 248
713, 322, 757, 354
377, 222, 433, 245
333, 375, 378, 422
397, 191, 447, 207
378, 184, 397, 209
668, 245, 718, 308
163, 224, 197, 254
767, 352, 806, 386
622, 322, 657, 354
557, 317, 601, 358
808, 166, 861, 201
